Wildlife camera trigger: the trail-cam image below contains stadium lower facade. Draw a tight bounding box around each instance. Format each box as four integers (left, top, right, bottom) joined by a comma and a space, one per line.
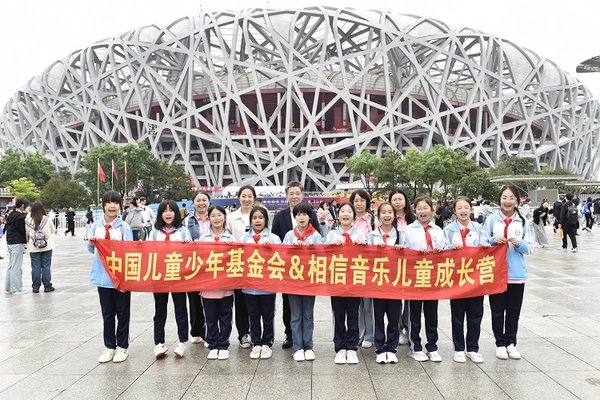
1, 7, 599, 192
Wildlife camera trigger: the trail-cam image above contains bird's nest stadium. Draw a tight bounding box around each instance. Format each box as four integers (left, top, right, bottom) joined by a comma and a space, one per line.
1, 7, 599, 192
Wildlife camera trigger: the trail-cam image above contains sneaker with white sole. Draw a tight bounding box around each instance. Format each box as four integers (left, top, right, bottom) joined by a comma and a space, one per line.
496, 346, 509, 360
506, 344, 521, 359
361, 340, 373, 348
173, 342, 186, 358
376, 353, 387, 364
249, 345, 262, 359
218, 349, 230, 360
304, 349, 315, 361
207, 349, 219, 360
428, 351, 442, 362
466, 351, 484, 363
398, 331, 409, 345
190, 336, 204, 344
346, 350, 359, 364
571, 248, 577, 253
112, 347, 128, 363
153, 343, 167, 359
453, 351, 466, 363
260, 345, 272, 359
239, 334, 251, 349
98, 348, 115, 363
293, 350, 305, 361
386, 352, 398, 364
334, 349, 347, 364
409, 350, 429, 362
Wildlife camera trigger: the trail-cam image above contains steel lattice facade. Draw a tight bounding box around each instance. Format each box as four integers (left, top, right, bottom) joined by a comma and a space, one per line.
1, 7, 599, 192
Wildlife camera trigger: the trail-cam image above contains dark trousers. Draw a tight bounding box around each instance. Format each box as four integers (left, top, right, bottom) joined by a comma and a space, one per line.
409, 299, 439, 352
98, 287, 131, 349
331, 296, 360, 352
234, 289, 250, 340
187, 292, 206, 338
153, 292, 188, 344
202, 295, 234, 350
562, 223, 578, 249
489, 283, 525, 347
399, 299, 410, 332
282, 293, 292, 339
585, 214, 594, 230
65, 221, 75, 236
373, 298, 401, 354
450, 296, 484, 352
245, 293, 276, 347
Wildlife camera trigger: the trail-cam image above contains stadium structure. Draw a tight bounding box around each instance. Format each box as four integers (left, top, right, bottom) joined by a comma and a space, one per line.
1, 7, 599, 192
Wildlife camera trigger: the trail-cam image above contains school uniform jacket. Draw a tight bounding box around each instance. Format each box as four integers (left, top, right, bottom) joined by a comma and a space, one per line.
242, 229, 281, 295
271, 207, 320, 241
88, 218, 133, 288
325, 226, 365, 244
402, 220, 447, 251
282, 229, 323, 245
443, 220, 486, 248
200, 230, 235, 299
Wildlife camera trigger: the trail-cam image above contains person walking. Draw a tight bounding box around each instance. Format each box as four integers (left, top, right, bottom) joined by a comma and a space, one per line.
4, 198, 29, 295
559, 193, 578, 252
64, 207, 76, 237
532, 202, 549, 248
25, 202, 56, 293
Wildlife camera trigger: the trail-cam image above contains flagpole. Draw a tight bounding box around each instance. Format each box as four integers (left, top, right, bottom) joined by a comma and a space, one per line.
97, 158, 100, 208
124, 160, 127, 197
111, 159, 114, 190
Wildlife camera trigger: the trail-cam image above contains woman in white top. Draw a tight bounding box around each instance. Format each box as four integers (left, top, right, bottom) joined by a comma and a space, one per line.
25, 201, 56, 293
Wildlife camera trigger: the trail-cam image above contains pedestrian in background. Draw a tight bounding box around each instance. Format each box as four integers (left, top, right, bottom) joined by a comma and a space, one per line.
25, 201, 55, 293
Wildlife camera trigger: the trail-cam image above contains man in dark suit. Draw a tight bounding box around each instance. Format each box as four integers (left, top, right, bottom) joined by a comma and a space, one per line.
271, 181, 320, 349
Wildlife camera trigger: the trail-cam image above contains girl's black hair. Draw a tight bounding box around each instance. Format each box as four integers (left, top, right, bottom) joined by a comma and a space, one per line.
249, 206, 269, 226
30, 201, 47, 229
155, 199, 182, 229
388, 189, 415, 224
293, 202, 314, 217
498, 185, 526, 229
237, 185, 256, 198
208, 205, 228, 223
338, 202, 357, 219
451, 196, 473, 211
192, 190, 211, 202
376, 201, 396, 220
413, 196, 434, 209
350, 189, 371, 212
101, 190, 123, 210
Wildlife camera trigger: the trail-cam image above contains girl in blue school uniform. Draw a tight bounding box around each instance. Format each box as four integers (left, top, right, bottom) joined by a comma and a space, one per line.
325, 202, 366, 365
444, 196, 489, 364
88, 190, 133, 364
282, 202, 323, 362
402, 196, 447, 363
243, 207, 281, 360
200, 205, 235, 361
484, 186, 534, 361
366, 201, 404, 364
148, 199, 191, 360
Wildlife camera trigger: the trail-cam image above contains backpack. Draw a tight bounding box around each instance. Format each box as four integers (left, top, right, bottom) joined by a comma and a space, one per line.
566, 203, 579, 224
125, 208, 144, 229
27, 217, 48, 249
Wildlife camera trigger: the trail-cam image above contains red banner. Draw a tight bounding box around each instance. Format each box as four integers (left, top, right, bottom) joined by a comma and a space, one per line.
94, 240, 508, 300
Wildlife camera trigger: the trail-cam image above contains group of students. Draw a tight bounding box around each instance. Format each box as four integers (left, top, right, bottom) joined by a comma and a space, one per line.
87, 184, 533, 366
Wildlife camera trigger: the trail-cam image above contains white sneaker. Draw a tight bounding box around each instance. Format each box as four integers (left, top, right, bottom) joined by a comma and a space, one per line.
428, 351, 442, 362
293, 350, 305, 361
112, 347, 128, 363
153, 343, 167, 359
361, 340, 373, 348
260, 345, 272, 359
398, 331, 409, 345
98, 348, 115, 363
239, 334, 251, 349
334, 349, 347, 364
506, 344, 521, 359
496, 346, 509, 360
453, 351, 466, 363
190, 336, 204, 344
346, 350, 359, 364
571, 248, 577, 253
466, 351, 484, 363
173, 342, 186, 358
304, 349, 315, 361
207, 349, 219, 360
386, 352, 398, 364
376, 353, 387, 364
11, 290, 28, 295
218, 349, 230, 360
250, 345, 262, 359
409, 350, 429, 362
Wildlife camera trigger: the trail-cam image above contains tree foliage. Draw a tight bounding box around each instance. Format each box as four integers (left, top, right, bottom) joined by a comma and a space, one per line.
5, 177, 40, 201
344, 150, 383, 195
39, 177, 92, 209
0, 148, 55, 188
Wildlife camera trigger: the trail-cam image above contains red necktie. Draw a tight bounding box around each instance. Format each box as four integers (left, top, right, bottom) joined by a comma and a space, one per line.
253, 234, 261, 243
460, 228, 470, 247
161, 228, 173, 242
214, 236, 220, 242
503, 218, 512, 239
342, 232, 353, 245
104, 224, 111, 240
382, 234, 390, 243
293, 224, 317, 241
424, 225, 433, 250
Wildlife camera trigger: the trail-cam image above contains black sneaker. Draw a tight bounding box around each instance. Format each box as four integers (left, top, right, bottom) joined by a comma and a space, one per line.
282, 337, 293, 349
33, 289, 40, 293
44, 286, 55, 293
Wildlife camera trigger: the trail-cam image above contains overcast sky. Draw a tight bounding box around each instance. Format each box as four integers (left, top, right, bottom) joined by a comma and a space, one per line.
1, 0, 599, 105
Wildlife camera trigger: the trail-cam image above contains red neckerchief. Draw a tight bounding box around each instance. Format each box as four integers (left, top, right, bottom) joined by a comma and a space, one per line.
161, 227, 176, 242
379, 227, 392, 244
253, 233, 262, 243
424, 225, 433, 250
503, 217, 512, 239
460, 228, 470, 247
342, 232, 353, 245
104, 224, 111, 240
293, 224, 316, 241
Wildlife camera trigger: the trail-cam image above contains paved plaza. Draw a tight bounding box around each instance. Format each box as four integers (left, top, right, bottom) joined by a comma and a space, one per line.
1, 226, 600, 400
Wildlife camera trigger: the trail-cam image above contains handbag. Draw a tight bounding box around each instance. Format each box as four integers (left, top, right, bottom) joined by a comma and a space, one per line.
555, 228, 564, 239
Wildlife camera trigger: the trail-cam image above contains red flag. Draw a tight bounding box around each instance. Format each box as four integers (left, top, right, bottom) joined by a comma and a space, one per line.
98, 161, 106, 182
112, 160, 118, 181
124, 160, 128, 181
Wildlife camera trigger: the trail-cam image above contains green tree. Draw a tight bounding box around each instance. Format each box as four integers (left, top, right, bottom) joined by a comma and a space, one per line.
345, 150, 383, 195
137, 159, 193, 203
402, 149, 426, 199
6, 177, 40, 201
490, 156, 536, 176
454, 169, 499, 200
0, 149, 55, 188
39, 176, 92, 209
376, 150, 410, 194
